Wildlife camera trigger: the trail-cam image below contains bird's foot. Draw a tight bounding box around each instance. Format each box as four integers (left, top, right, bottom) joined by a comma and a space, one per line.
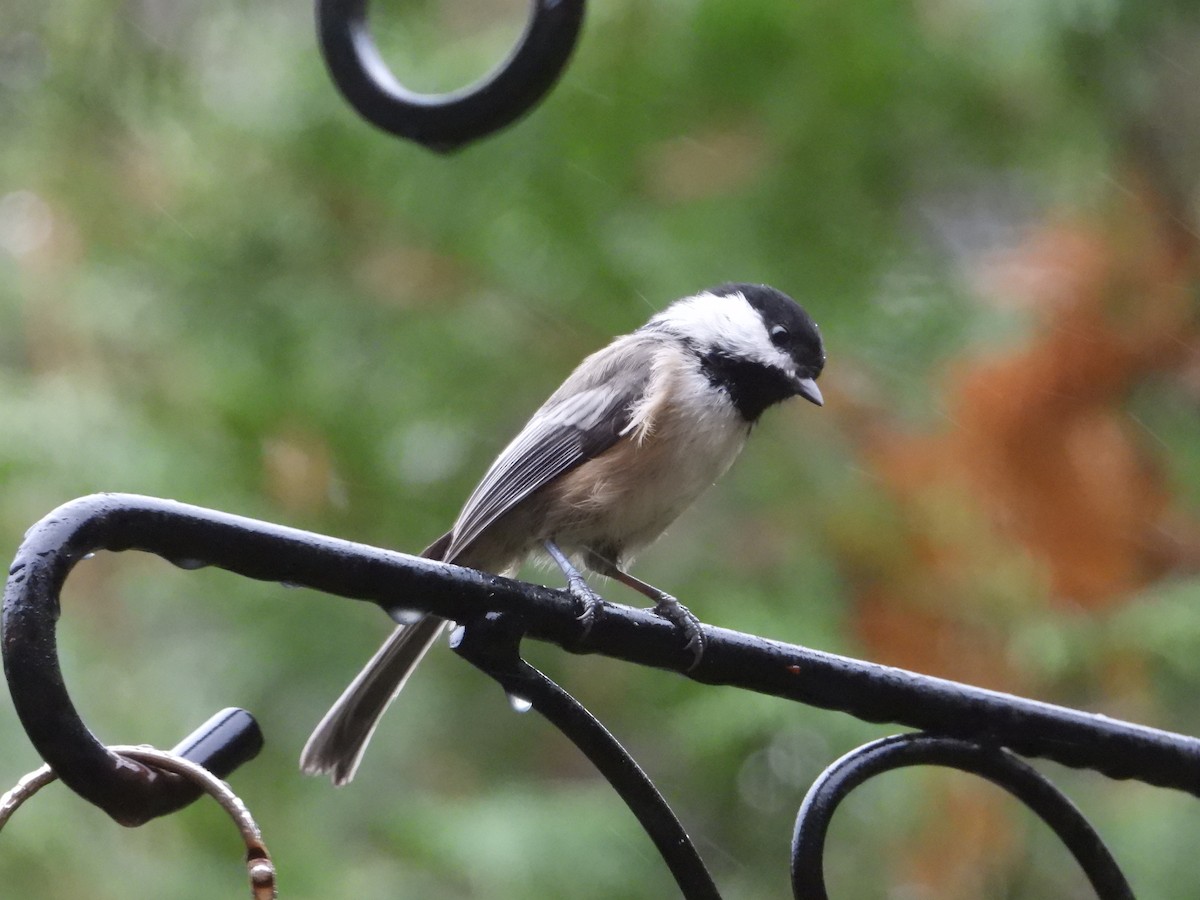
567, 576, 604, 638
650, 594, 705, 670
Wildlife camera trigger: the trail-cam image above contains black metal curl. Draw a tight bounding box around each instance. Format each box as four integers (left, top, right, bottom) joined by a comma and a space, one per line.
315, 0, 586, 152
791, 734, 1134, 900
9, 492, 1200, 858
450, 613, 720, 900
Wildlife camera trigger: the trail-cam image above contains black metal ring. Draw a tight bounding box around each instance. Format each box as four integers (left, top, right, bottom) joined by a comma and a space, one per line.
315, 0, 586, 152
791, 733, 1134, 900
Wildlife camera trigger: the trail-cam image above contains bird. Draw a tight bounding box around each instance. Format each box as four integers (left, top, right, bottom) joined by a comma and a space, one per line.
301, 283, 826, 785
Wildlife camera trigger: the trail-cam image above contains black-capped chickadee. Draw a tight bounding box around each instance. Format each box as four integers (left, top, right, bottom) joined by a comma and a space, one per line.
301, 283, 826, 785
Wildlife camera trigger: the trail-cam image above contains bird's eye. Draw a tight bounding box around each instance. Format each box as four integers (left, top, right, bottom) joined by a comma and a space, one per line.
769, 325, 790, 346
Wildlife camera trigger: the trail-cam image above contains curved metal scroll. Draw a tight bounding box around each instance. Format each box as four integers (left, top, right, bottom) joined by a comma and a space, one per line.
8, 492, 1200, 885
791, 734, 1135, 900
316, 0, 586, 152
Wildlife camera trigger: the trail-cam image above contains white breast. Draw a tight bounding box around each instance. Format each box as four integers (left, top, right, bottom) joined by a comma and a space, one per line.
546, 346, 751, 559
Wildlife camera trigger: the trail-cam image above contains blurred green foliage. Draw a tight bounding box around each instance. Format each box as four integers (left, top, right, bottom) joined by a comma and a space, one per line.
2, 0, 1199, 897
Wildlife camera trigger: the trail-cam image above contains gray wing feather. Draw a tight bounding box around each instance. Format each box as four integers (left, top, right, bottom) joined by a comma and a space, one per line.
443, 333, 656, 561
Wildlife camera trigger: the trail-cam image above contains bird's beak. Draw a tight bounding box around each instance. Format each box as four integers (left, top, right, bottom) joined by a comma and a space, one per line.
794, 376, 823, 407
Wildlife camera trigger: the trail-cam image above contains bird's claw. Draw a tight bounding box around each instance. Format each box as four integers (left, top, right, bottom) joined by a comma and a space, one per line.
651, 594, 705, 670
567, 576, 604, 638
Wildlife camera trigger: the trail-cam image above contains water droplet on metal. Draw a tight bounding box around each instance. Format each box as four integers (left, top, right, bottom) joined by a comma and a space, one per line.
508, 694, 533, 714
167, 557, 209, 571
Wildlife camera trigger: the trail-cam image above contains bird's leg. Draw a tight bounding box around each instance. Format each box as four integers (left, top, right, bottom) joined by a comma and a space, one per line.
605, 567, 705, 669
544, 540, 604, 635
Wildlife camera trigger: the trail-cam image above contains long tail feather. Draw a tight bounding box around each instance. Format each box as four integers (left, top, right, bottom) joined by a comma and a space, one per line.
301, 530, 455, 785
299, 614, 446, 785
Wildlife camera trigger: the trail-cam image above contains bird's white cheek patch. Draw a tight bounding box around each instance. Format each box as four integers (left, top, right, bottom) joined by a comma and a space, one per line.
654, 290, 771, 359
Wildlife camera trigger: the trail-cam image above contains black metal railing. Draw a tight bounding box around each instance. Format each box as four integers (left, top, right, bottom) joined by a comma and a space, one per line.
4, 493, 1199, 897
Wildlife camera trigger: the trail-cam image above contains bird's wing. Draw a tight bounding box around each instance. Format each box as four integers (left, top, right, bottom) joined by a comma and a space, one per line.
443, 333, 655, 562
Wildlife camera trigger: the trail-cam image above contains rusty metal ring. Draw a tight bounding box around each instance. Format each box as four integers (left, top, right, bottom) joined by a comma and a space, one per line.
0, 745, 277, 900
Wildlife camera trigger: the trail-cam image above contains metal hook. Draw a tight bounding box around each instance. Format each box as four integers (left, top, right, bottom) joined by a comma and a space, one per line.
315, 0, 586, 153
0, 745, 277, 899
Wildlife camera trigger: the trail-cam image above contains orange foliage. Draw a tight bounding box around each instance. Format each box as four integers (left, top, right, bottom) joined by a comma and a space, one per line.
838, 183, 1198, 896
850, 183, 1198, 679
951, 207, 1195, 608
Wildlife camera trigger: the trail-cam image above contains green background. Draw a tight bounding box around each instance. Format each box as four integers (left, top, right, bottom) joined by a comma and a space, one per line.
2, 0, 1199, 896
